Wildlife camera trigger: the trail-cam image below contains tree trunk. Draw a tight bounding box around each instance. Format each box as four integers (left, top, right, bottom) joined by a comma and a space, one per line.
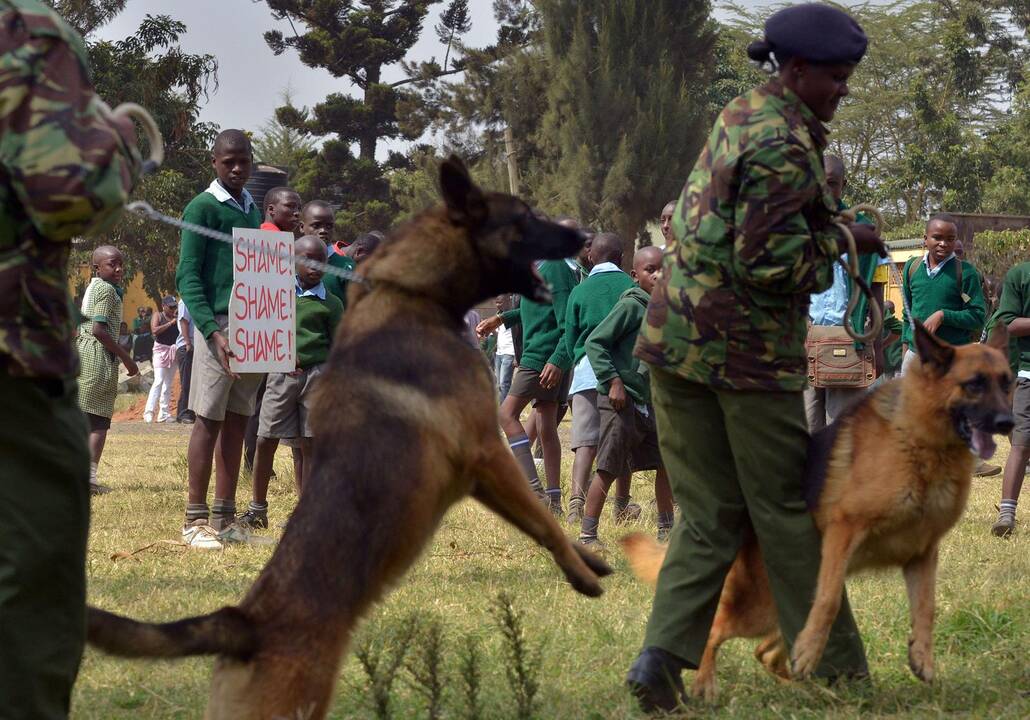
360, 65, 382, 162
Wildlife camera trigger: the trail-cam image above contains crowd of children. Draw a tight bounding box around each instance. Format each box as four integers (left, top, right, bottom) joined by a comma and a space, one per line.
80, 129, 380, 549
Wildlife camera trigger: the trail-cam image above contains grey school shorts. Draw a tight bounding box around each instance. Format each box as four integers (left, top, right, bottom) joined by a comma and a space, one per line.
189, 316, 264, 421
258, 365, 324, 439
508, 366, 564, 406
595, 393, 662, 476
1012, 377, 1030, 447
569, 390, 600, 450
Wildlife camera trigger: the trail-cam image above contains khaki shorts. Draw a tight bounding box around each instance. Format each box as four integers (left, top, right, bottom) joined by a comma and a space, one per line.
596, 393, 662, 476
570, 390, 600, 450
1012, 377, 1030, 447
508, 366, 564, 406
258, 365, 323, 439
189, 315, 264, 421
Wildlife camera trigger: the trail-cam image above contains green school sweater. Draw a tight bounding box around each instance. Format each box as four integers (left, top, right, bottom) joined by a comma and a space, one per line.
554, 267, 635, 371
585, 285, 651, 405
901, 256, 986, 347
323, 252, 356, 308
995, 261, 1030, 373
502, 260, 578, 372
296, 290, 344, 369
176, 192, 262, 339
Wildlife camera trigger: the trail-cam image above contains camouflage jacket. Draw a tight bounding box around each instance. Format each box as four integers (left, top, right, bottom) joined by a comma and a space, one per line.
0, 0, 139, 379
635, 78, 840, 392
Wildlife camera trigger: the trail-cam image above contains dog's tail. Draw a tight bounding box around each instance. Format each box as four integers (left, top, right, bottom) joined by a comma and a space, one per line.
87, 605, 257, 660
619, 532, 668, 587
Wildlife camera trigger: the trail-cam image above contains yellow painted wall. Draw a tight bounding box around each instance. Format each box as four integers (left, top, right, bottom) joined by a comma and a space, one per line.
885, 247, 924, 313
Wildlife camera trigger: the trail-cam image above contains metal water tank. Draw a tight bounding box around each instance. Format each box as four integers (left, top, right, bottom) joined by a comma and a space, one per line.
245, 165, 289, 212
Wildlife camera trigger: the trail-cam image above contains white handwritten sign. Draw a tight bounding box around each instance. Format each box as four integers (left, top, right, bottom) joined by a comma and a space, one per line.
229, 228, 295, 373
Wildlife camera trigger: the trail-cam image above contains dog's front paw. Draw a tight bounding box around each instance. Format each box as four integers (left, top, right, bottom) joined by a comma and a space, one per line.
907, 636, 934, 683
790, 629, 827, 680
690, 672, 718, 704
564, 566, 603, 597
573, 542, 613, 577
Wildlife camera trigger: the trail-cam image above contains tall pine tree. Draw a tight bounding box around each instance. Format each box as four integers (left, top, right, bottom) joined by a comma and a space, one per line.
263, 1, 469, 239
535, 0, 716, 257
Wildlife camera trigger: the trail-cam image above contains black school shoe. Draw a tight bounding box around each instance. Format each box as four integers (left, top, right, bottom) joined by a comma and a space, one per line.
626, 647, 688, 714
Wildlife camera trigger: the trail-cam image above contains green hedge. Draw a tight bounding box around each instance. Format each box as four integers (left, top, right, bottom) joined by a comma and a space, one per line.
971, 229, 1030, 279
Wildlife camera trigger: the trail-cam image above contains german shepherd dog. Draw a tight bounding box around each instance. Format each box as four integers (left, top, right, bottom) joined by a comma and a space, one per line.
87, 157, 612, 719
622, 322, 1014, 702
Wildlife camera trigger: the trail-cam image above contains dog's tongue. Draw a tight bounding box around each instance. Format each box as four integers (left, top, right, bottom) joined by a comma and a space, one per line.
972, 429, 997, 460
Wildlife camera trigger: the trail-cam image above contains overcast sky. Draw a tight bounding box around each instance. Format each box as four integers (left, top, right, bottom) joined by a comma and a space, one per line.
95, 1, 788, 146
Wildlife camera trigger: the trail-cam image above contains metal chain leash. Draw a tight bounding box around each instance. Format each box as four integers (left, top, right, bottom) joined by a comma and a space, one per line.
126, 201, 369, 285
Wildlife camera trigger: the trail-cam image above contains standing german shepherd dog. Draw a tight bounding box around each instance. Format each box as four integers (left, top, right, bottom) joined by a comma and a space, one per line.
87, 158, 612, 719
623, 323, 1013, 702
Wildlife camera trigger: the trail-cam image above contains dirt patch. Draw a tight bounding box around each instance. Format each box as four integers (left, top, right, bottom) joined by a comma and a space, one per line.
113, 374, 182, 422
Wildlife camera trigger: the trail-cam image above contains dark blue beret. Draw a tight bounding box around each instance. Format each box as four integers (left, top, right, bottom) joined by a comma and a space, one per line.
747, 3, 868, 65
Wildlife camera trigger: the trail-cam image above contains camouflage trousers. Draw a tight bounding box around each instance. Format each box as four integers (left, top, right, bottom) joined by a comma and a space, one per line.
642, 369, 868, 678
0, 371, 90, 719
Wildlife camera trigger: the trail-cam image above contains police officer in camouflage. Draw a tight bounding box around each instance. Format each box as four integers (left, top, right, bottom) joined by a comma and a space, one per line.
626, 5, 888, 712
0, 1, 140, 716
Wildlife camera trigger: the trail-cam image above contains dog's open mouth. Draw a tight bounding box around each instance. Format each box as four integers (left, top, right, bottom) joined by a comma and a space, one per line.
954, 413, 997, 460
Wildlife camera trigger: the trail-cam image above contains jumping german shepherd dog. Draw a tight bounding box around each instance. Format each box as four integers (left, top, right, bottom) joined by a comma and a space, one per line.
622, 322, 1014, 702
87, 157, 612, 719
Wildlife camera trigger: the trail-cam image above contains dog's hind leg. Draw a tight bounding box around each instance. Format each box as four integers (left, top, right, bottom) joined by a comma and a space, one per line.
472, 443, 611, 596
790, 521, 866, 679
903, 542, 939, 683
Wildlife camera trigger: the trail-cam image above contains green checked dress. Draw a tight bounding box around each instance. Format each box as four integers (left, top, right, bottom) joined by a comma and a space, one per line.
76, 277, 123, 418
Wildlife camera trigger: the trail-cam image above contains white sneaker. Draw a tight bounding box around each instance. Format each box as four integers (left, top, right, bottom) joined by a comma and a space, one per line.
217, 523, 275, 546
157, 413, 172, 423
182, 521, 223, 550
143, 412, 154, 423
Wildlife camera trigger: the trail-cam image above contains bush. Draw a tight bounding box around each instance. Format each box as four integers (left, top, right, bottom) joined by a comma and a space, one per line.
970, 229, 1030, 280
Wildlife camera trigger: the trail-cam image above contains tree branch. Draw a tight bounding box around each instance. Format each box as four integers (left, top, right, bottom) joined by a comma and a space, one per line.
390, 65, 466, 88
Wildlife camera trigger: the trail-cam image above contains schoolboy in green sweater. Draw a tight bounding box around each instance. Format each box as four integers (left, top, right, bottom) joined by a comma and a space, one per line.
175, 129, 264, 549
580, 246, 674, 546
900, 214, 987, 374
477, 218, 582, 506
557, 232, 635, 521
241, 236, 343, 529
991, 261, 1030, 536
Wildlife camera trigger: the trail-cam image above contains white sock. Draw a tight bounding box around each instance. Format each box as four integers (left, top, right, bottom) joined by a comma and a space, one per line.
90, 462, 97, 483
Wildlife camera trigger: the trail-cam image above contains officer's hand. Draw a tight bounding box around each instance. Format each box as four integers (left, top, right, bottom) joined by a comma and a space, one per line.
608, 378, 628, 411
111, 115, 139, 152
124, 358, 139, 377
841, 223, 888, 258
539, 363, 562, 390
211, 331, 240, 379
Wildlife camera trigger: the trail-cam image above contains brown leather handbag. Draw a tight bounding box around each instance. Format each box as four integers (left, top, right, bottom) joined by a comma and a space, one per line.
805, 325, 876, 388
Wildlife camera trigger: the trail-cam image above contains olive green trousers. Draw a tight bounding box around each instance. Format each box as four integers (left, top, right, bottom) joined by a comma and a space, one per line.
643, 369, 868, 678
0, 372, 90, 719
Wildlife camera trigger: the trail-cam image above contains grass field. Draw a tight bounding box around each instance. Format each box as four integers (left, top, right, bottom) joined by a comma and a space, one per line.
76, 401, 1029, 719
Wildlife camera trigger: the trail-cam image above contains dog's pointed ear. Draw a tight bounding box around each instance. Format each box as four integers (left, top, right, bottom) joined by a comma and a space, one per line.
440, 155, 486, 227
913, 319, 955, 373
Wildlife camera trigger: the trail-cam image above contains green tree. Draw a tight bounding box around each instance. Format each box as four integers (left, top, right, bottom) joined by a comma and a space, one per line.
533, 0, 716, 256
46, 0, 126, 36
263, 0, 476, 239
436, 0, 471, 71
75, 14, 218, 301
252, 87, 317, 174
